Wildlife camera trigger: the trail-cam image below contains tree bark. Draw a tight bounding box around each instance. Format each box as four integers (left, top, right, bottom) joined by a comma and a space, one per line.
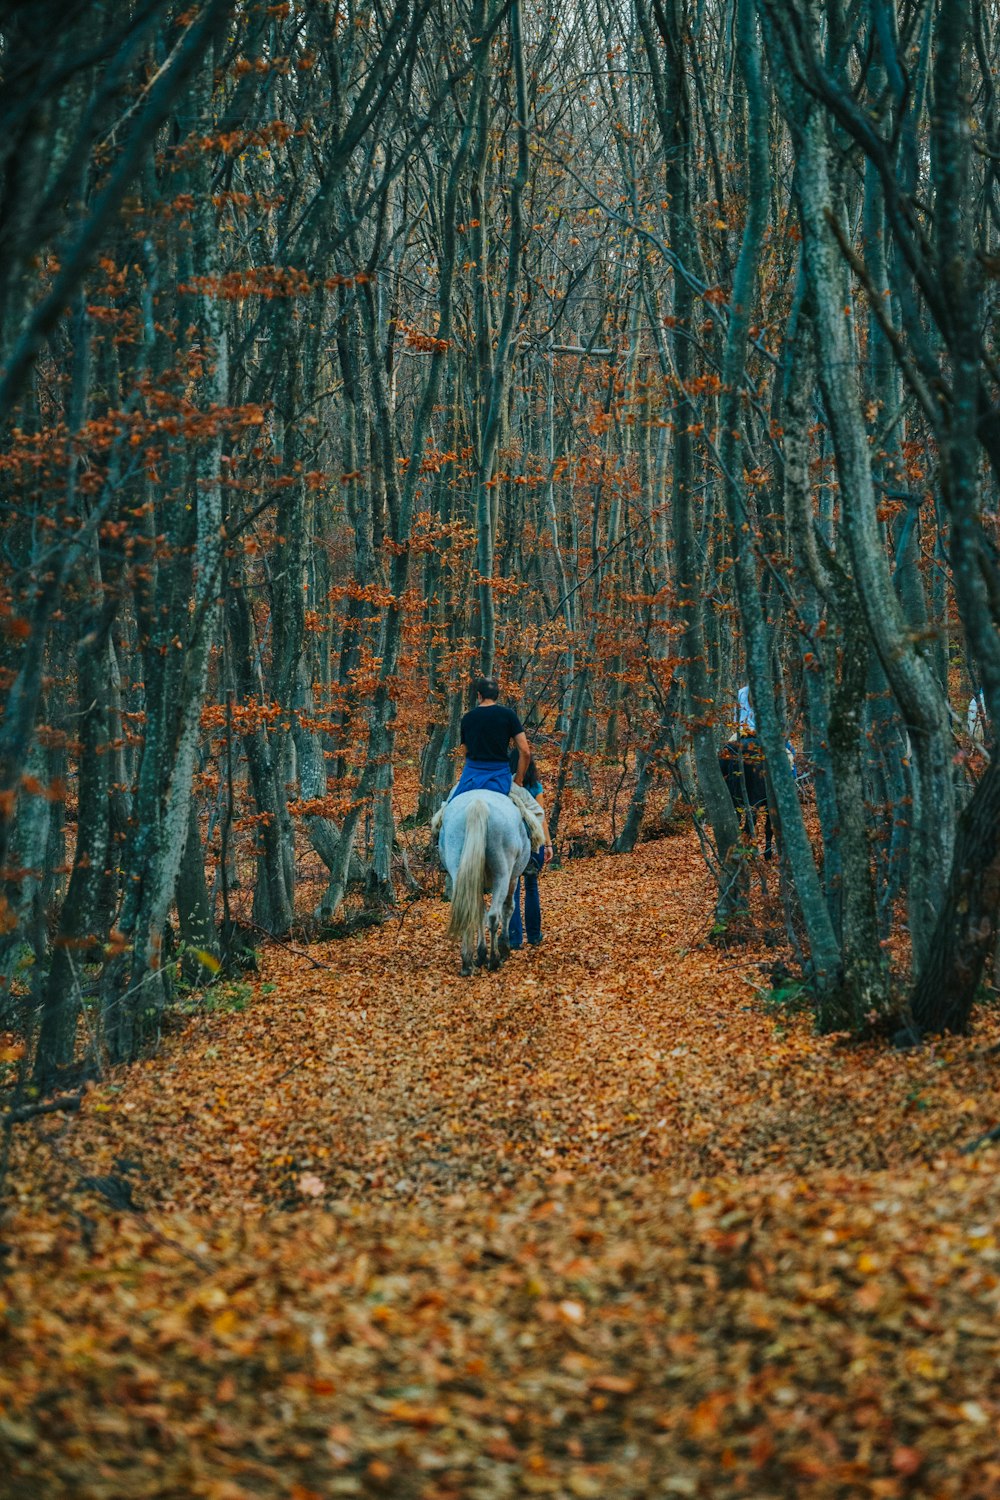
909, 753, 1000, 1035
760, 18, 956, 970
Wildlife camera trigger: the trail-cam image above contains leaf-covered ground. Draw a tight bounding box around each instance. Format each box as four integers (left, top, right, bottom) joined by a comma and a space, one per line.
3, 835, 1000, 1498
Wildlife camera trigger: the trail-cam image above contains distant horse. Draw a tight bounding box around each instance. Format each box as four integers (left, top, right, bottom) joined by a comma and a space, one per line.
439, 791, 531, 975
719, 734, 773, 859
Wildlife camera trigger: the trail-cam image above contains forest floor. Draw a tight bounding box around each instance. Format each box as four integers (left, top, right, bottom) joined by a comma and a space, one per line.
3, 832, 1000, 1499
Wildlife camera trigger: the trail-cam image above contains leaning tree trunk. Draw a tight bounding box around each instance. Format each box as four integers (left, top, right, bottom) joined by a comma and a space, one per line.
102, 64, 228, 1059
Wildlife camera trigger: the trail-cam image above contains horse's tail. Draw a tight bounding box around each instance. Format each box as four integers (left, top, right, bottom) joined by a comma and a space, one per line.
447, 797, 488, 946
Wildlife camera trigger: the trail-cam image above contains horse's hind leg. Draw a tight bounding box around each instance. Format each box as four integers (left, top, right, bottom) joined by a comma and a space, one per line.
488, 912, 503, 971
497, 912, 511, 961
487, 871, 515, 969
497, 882, 515, 960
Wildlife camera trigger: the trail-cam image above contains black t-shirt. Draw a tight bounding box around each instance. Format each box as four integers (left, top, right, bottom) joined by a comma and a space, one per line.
461, 703, 524, 762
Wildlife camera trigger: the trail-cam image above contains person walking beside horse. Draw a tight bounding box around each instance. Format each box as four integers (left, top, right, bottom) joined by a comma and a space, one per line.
506, 748, 552, 948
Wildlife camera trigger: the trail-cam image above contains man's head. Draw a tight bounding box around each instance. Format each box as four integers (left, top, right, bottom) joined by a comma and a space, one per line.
473, 676, 500, 703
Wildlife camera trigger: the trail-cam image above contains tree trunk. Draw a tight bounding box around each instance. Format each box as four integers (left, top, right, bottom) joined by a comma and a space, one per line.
909, 753, 1000, 1035
790, 84, 954, 972
36, 639, 112, 1082
226, 577, 295, 936
175, 798, 218, 977
635, 0, 744, 912
720, 0, 841, 987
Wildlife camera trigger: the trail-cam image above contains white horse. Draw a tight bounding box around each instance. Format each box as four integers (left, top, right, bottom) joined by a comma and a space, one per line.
439, 791, 531, 975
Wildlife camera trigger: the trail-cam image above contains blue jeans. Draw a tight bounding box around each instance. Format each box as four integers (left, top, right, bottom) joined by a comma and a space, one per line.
508, 852, 543, 946
448, 759, 512, 799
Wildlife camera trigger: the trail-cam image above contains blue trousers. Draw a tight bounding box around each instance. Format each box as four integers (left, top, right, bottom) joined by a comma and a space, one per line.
448, 759, 512, 799
508, 852, 543, 946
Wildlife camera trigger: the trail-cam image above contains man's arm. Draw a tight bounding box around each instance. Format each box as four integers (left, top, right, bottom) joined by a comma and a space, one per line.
512, 730, 530, 786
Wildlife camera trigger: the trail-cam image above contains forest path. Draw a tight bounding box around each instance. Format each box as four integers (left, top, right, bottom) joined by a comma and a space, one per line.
5, 836, 1000, 1498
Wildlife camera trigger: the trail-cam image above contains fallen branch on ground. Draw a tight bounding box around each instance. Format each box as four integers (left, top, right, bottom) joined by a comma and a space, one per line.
961, 1123, 1000, 1155
5, 1094, 83, 1124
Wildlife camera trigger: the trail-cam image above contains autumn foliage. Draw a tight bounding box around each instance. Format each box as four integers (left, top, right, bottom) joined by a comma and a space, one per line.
3, 2, 1000, 1494
4, 837, 1000, 1497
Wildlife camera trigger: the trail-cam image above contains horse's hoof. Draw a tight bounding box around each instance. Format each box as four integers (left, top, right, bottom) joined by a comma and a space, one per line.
460, 963, 473, 977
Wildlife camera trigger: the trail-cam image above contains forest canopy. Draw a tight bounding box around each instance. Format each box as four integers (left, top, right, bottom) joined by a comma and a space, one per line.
1, 0, 999, 1080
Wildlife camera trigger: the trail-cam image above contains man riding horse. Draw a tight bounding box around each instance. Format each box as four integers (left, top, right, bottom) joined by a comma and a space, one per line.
719, 730, 773, 859
453, 676, 529, 797
719, 684, 798, 860
451, 677, 552, 865
435, 677, 551, 971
